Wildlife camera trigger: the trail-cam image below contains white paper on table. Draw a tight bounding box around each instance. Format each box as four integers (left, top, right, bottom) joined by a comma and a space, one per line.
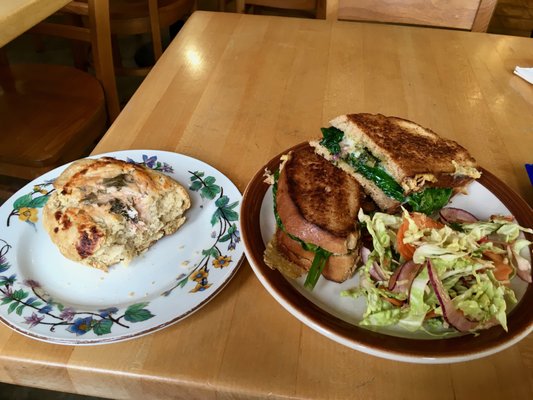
514, 66, 533, 84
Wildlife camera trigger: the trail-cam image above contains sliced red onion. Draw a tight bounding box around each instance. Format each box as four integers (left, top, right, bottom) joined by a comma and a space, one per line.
369, 262, 388, 282
360, 247, 371, 264
508, 245, 532, 283
388, 260, 423, 295
426, 260, 479, 332
439, 207, 478, 224
361, 246, 388, 282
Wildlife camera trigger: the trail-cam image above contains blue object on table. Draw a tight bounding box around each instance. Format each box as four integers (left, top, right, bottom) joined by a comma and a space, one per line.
526, 164, 533, 186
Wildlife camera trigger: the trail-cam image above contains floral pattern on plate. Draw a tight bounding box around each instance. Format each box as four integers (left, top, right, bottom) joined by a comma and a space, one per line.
0, 150, 244, 344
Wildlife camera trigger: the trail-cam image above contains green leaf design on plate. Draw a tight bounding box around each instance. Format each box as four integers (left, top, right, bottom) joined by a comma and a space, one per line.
93, 320, 113, 336
124, 302, 154, 323
7, 302, 17, 314
190, 171, 204, 181
189, 180, 202, 191
1, 297, 12, 305
200, 184, 221, 200
13, 194, 32, 210
202, 247, 220, 258
215, 195, 229, 208
28, 196, 49, 208
12, 289, 28, 301
15, 304, 25, 316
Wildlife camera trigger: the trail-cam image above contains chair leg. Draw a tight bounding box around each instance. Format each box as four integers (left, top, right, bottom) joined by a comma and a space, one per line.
316, 0, 327, 19
148, 0, 163, 61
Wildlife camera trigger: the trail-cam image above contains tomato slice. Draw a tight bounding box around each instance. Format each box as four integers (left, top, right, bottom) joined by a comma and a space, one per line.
483, 250, 513, 283
396, 212, 443, 260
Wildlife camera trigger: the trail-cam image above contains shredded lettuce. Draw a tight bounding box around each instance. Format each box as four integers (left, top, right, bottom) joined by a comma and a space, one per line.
397, 266, 430, 331
344, 209, 531, 334
358, 209, 401, 275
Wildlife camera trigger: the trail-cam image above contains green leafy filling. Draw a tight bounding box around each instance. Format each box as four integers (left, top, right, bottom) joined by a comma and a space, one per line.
319, 127, 452, 215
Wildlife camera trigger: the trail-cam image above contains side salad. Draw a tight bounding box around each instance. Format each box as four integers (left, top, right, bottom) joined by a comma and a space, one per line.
342, 207, 533, 334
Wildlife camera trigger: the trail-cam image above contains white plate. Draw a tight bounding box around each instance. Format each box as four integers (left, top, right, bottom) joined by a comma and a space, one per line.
241, 143, 533, 364
0, 150, 244, 345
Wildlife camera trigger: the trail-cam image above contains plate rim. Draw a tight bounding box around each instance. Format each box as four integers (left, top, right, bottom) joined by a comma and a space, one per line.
240, 142, 533, 363
0, 149, 245, 345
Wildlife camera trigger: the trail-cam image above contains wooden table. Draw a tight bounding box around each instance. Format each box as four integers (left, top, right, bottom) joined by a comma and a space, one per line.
0, 0, 71, 47
1, 10, 532, 400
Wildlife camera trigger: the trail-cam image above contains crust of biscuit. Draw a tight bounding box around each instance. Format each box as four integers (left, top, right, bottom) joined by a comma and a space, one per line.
43, 157, 191, 271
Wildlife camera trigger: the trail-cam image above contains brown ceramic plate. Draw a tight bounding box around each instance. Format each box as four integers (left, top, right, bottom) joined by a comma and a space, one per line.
241, 142, 533, 363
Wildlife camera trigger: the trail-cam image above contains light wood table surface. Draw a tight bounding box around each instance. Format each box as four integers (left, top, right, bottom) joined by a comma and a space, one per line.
1, 10, 533, 400
0, 0, 71, 47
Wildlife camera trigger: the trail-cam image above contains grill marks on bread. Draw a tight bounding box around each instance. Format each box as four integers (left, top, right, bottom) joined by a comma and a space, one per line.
311, 113, 481, 211
285, 146, 361, 238
337, 114, 478, 187
277, 147, 361, 254
268, 146, 362, 283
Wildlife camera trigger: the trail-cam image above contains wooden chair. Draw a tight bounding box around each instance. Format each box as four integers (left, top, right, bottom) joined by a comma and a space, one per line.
337, 0, 497, 31
107, 0, 194, 76
236, 0, 327, 19
0, 0, 118, 184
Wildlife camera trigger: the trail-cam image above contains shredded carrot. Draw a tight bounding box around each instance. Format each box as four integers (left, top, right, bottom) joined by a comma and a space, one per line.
396, 213, 444, 260
483, 251, 513, 283
383, 296, 404, 307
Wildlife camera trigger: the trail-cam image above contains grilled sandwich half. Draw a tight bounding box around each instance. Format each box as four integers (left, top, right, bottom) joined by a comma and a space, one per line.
310, 113, 481, 214
264, 146, 362, 287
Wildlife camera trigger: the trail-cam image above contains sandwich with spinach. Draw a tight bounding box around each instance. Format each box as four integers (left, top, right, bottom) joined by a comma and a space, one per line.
310, 113, 481, 215
264, 146, 364, 289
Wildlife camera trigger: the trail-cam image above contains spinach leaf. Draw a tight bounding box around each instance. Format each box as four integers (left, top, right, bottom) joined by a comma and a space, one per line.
345, 154, 405, 202
405, 188, 452, 216
319, 126, 344, 155
304, 248, 330, 290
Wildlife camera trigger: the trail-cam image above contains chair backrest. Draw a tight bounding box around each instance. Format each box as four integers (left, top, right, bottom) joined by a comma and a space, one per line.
337, 0, 497, 32
28, 0, 120, 121
236, 0, 327, 19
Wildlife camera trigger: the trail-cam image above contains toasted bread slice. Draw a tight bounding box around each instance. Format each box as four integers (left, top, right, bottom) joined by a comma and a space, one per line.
311, 113, 481, 211
277, 146, 361, 254
273, 229, 359, 283
311, 143, 400, 212
267, 146, 362, 283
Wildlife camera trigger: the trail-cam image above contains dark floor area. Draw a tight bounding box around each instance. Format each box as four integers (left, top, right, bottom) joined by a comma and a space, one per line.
0, 382, 107, 400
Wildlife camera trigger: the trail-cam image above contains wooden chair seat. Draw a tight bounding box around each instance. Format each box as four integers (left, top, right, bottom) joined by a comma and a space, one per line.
0, 63, 107, 180
0, 0, 116, 188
